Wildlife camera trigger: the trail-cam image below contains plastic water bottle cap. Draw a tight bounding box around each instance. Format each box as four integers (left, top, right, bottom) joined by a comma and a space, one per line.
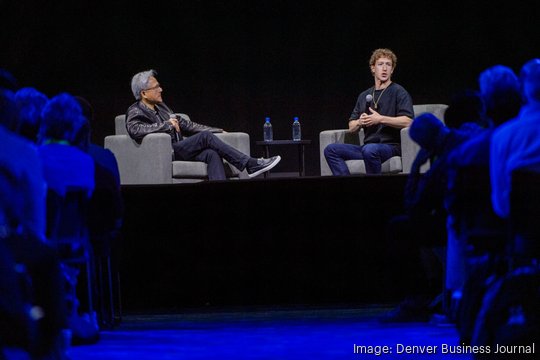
265, 117, 270, 122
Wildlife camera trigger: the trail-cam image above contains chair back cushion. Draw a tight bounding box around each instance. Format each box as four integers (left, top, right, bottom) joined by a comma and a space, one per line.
413, 104, 448, 122
172, 161, 209, 179
114, 115, 128, 135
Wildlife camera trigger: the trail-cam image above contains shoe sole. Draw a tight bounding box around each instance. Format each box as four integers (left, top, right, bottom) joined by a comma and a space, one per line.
248, 155, 281, 178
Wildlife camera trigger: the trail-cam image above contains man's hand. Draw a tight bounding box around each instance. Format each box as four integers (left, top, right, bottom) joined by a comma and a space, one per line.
359, 107, 382, 127
168, 117, 180, 132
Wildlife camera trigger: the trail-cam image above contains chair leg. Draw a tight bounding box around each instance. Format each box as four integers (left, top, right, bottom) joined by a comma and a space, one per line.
94, 254, 122, 328
105, 256, 115, 325
114, 268, 122, 325
97, 255, 114, 328
95, 256, 104, 327
85, 258, 94, 317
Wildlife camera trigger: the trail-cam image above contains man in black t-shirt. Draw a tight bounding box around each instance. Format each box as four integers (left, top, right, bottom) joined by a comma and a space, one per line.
324, 48, 414, 174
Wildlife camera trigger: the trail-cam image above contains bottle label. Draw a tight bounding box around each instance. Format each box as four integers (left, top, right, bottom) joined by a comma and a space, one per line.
292, 122, 301, 141
264, 122, 273, 141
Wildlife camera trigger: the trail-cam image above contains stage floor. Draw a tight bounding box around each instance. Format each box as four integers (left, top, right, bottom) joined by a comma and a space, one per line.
61, 305, 468, 360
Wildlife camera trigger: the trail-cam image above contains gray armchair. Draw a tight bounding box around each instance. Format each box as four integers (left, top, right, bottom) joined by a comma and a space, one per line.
319, 104, 448, 176
104, 114, 250, 184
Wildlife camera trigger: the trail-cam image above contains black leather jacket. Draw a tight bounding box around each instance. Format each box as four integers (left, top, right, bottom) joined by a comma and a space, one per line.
125, 101, 223, 143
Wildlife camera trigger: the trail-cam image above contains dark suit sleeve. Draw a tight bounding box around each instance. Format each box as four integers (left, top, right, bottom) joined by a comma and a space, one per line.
178, 115, 223, 135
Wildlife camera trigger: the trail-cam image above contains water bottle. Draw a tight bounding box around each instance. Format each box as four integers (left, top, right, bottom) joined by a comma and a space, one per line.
292, 116, 301, 141
263, 117, 273, 141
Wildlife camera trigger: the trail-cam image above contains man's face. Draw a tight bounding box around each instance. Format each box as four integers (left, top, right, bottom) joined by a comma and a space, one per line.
371, 57, 394, 83
141, 76, 163, 104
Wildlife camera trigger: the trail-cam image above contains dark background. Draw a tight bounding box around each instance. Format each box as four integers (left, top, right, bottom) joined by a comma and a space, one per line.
2, 0, 539, 175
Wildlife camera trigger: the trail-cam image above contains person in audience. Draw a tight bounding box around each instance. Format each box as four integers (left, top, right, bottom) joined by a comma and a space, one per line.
491, 58, 540, 219
38, 93, 95, 196
446, 67, 522, 274
1, 88, 69, 360
470, 62, 540, 348
447, 67, 521, 172
74, 96, 123, 328
443, 89, 489, 130
14, 87, 49, 143
74, 96, 123, 234
74, 96, 122, 211
444, 65, 522, 343
323, 48, 414, 175
382, 101, 484, 322
126, 69, 280, 180
1, 87, 47, 240
38, 93, 100, 345
403, 90, 487, 256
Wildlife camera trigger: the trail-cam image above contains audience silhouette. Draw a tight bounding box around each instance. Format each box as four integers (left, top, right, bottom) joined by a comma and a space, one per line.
466, 60, 540, 348
15, 87, 49, 143
491, 58, 540, 218
37, 93, 100, 346
382, 90, 488, 323
445, 65, 523, 343
75, 96, 123, 329
1, 81, 69, 359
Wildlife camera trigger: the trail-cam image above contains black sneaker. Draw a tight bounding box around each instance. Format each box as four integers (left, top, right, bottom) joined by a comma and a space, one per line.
246, 156, 281, 178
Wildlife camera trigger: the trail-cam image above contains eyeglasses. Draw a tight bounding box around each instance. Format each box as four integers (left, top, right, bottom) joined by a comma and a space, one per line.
144, 84, 161, 92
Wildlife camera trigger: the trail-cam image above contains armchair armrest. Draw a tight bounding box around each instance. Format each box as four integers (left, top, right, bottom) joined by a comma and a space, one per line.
215, 132, 250, 156
319, 129, 364, 176
104, 133, 173, 184
320, 130, 348, 176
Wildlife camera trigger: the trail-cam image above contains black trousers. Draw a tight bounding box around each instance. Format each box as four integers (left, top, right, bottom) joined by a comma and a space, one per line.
172, 131, 250, 180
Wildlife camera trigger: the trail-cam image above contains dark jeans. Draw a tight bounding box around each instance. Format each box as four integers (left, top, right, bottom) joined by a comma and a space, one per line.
324, 142, 400, 174
172, 131, 250, 180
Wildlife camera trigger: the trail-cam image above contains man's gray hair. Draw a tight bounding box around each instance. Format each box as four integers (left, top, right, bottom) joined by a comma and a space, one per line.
131, 69, 157, 100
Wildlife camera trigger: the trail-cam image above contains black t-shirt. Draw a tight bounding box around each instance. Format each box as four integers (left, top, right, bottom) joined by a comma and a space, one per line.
349, 82, 414, 144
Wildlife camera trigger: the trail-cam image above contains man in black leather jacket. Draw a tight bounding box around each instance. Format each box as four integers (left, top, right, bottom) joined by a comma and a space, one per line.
126, 69, 280, 180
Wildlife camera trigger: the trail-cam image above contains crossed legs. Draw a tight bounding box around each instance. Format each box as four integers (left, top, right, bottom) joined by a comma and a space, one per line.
172, 131, 251, 180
